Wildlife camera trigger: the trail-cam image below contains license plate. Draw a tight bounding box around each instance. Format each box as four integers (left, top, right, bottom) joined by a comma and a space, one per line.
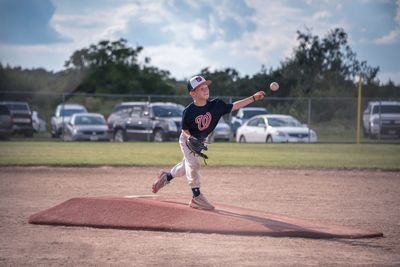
14, 118, 30, 123
90, 136, 99, 141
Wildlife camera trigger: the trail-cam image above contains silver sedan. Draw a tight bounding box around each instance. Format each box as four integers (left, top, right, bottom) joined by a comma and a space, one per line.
63, 113, 110, 141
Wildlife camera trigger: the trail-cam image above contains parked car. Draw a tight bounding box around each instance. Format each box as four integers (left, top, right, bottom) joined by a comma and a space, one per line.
362, 101, 400, 138
63, 113, 110, 141
209, 117, 232, 142
231, 107, 268, 137
32, 111, 46, 132
0, 104, 13, 140
51, 104, 88, 138
236, 114, 317, 143
1, 101, 34, 137
110, 102, 184, 142
107, 102, 147, 129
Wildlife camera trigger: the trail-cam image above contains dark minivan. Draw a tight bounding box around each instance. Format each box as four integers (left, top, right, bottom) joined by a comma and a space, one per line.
1, 101, 34, 137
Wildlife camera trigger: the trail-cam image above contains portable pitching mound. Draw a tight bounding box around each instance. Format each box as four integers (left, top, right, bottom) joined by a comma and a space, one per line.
28, 196, 383, 239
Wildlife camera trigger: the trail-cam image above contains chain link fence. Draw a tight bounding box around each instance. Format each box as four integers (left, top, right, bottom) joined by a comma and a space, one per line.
1, 91, 399, 143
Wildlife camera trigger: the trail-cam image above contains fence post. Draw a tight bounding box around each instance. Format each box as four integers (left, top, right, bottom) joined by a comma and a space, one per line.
356, 77, 362, 144
378, 99, 381, 141
308, 97, 311, 143
147, 95, 152, 141
61, 93, 65, 138
228, 96, 233, 141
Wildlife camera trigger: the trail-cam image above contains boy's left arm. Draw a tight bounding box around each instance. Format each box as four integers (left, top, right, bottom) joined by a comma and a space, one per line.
231, 91, 266, 112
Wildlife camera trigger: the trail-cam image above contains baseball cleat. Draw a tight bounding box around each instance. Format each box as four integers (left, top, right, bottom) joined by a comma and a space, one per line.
152, 171, 170, 193
189, 193, 215, 210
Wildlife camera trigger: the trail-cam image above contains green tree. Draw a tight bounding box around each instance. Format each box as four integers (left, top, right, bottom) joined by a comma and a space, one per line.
199, 67, 240, 96
277, 28, 379, 97
65, 38, 176, 95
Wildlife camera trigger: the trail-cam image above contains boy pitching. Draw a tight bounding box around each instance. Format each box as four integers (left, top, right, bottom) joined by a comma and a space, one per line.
152, 75, 265, 210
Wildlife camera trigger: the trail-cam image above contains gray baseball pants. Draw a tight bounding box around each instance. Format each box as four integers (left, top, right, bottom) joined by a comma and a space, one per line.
170, 133, 201, 188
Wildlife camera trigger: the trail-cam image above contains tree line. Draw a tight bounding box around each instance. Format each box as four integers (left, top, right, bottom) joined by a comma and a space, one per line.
1, 27, 399, 99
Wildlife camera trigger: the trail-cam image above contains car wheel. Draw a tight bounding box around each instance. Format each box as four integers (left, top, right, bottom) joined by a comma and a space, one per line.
266, 135, 273, 143
53, 128, 62, 138
153, 129, 165, 142
114, 129, 126, 142
63, 133, 71, 141
368, 124, 377, 139
24, 131, 33, 138
239, 135, 246, 143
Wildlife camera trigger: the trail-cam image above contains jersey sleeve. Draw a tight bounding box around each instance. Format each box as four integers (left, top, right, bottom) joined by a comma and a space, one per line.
216, 98, 233, 115
181, 108, 189, 130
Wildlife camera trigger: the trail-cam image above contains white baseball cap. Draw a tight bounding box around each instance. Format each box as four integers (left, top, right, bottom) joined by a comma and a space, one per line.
187, 75, 212, 92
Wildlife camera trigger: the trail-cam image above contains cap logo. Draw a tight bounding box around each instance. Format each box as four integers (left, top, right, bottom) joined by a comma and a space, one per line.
187, 75, 210, 92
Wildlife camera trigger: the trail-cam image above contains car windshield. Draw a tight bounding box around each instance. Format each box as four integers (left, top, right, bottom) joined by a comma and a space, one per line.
0, 105, 10, 115
372, 105, 400, 114
60, 109, 86, 117
242, 110, 267, 119
74, 116, 105, 125
113, 104, 144, 113
153, 106, 183, 117
268, 117, 302, 127
7, 103, 29, 111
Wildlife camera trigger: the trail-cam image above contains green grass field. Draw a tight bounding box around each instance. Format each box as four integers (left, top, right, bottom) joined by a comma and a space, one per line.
1, 142, 399, 170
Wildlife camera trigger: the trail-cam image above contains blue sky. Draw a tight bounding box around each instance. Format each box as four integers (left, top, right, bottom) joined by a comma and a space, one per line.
0, 0, 399, 85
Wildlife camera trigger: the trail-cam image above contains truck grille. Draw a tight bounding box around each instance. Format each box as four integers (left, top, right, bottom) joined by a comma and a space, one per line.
82, 131, 106, 135
289, 133, 309, 138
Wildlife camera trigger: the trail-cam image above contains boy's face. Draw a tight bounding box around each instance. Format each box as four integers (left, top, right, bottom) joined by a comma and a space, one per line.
190, 83, 209, 101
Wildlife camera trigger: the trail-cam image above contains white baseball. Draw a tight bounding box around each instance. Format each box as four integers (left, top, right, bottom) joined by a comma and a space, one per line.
270, 82, 279, 91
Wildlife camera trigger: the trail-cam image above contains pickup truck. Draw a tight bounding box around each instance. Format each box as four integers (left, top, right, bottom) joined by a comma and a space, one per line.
1, 101, 34, 137
362, 101, 400, 138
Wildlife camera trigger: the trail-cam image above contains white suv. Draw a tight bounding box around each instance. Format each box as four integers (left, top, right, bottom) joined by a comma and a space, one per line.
51, 104, 87, 138
362, 101, 400, 138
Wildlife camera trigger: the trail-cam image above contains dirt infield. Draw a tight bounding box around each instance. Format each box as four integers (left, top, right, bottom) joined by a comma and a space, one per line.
1, 166, 399, 266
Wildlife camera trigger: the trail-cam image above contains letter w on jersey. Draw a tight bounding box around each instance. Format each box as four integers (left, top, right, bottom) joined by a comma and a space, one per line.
195, 112, 212, 131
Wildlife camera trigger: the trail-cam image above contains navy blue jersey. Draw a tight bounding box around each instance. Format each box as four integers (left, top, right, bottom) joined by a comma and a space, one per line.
182, 98, 233, 140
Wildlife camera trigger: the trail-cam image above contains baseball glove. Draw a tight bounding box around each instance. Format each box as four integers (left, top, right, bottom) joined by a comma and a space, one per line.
186, 136, 208, 161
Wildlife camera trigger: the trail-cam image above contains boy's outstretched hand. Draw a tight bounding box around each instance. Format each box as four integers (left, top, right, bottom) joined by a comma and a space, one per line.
253, 91, 266, 101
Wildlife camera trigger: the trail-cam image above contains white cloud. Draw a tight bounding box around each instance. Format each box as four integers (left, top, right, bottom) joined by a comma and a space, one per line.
312, 10, 332, 20
140, 44, 218, 79
374, 29, 400, 44
51, 3, 140, 43
161, 19, 209, 42
1, 0, 399, 85
374, 0, 400, 44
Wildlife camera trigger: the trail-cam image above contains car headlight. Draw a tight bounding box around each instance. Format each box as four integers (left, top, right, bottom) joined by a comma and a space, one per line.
168, 120, 177, 132
72, 128, 80, 134
372, 118, 380, 125
276, 131, 286, 137
311, 130, 316, 137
